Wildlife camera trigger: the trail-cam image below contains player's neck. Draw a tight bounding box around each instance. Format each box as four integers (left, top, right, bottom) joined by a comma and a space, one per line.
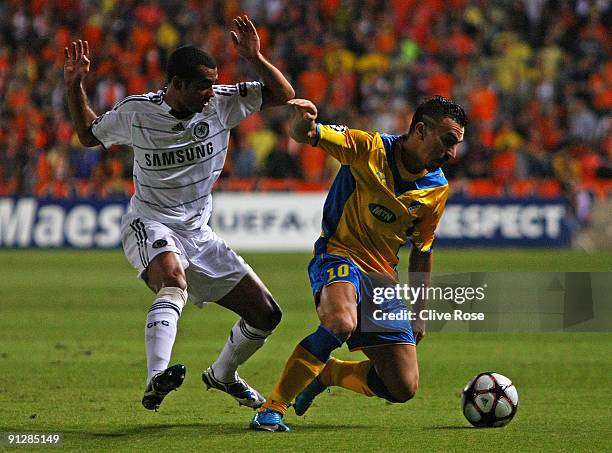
395, 138, 426, 178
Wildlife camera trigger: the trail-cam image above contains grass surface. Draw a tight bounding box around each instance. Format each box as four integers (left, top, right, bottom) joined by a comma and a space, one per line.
0, 249, 610, 451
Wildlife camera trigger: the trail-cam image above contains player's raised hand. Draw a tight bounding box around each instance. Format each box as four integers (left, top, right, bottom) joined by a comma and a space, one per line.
64, 40, 91, 86
288, 98, 318, 121
287, 99, 318, 145
231, 15, 260, 61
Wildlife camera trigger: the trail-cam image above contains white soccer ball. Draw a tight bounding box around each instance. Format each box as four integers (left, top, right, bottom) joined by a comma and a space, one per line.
461, 372, 518, 427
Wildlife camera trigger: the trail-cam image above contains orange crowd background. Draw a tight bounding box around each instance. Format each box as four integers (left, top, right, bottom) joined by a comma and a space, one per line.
0, 0, 610, 208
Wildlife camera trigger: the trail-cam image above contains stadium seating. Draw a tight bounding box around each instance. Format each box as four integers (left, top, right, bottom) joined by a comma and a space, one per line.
537, 180, 562, 198
257, 178, 296, 192
0, 1, 609, 203
466, 180, 504, 198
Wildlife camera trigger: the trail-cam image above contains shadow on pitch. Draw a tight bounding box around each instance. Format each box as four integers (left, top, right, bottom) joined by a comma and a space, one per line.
61, 422, 371, 438
424, 425, 474, 430
62, 423, 252, 438
290, 423, 373, 431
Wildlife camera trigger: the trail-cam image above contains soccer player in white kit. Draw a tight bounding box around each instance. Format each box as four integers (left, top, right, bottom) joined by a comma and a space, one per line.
63, 15, 294, 411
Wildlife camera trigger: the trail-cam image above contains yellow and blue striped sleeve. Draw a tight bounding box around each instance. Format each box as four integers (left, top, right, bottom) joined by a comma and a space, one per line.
314, 124, 377, 165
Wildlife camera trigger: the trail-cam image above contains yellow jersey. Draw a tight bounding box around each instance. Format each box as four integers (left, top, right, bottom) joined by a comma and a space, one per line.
313, 124, 449, 274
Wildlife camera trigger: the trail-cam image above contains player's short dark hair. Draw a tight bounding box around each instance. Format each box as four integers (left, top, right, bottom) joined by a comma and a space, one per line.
167, 46, 217, 82
409, 95, 467, 133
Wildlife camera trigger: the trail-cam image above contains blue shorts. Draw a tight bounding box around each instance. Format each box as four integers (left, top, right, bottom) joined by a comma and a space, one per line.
308, 253, 415, 351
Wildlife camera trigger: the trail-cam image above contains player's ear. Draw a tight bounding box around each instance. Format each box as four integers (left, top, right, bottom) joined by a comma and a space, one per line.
170, 76, 185, 90
417, 122, 427, 140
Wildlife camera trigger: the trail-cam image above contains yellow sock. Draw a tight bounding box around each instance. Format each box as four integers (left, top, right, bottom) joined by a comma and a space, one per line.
318, 358, 375, 397
262, 345, 326, 415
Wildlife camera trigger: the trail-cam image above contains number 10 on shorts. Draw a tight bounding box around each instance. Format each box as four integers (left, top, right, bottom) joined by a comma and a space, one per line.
327, 264, 349, 282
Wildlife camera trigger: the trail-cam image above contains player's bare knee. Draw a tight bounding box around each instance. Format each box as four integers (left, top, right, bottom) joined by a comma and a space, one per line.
324, 315, 356, 341
393, 378, 419, 403
243, 291, 281, 331
403, 381, 419, 402
267, 298, 282, 329
259, 293, 282, 331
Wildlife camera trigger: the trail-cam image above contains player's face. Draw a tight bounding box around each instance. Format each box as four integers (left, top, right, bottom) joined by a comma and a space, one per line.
420, 117, 464, 171
180, 65, 218, 113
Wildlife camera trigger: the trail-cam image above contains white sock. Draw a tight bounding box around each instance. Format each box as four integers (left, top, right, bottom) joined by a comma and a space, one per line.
210, 319, 272, 382
145, 287, 187, 383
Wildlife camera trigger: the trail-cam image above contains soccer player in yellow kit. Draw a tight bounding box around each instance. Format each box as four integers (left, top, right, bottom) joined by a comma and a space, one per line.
251, 96, 466, 431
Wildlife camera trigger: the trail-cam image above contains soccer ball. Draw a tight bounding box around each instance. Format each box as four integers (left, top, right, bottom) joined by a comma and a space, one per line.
461, 372, 518, 427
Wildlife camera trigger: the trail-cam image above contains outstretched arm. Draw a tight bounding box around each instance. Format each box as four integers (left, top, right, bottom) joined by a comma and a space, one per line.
231, 15, 294, 108
287, 98, 318, 145
64, 40, 99, 147
408, 247, 432, 345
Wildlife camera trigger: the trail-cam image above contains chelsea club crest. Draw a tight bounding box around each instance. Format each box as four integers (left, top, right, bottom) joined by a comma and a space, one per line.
192, 121, 209, 139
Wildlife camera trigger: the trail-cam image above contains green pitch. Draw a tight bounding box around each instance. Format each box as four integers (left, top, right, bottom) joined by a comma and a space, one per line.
0, 249, 610, 452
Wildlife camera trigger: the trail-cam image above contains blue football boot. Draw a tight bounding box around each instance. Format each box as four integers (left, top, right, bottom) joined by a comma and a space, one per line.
250, 408, 290, 432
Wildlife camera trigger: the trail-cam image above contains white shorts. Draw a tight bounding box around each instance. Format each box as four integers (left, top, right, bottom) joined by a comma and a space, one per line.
121, 213, 252, 306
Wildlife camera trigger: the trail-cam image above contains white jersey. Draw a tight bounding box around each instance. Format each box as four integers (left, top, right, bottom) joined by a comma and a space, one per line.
91, 82, 262, 229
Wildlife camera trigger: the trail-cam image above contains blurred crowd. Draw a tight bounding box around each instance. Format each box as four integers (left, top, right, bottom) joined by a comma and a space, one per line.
0, 0, 610, 200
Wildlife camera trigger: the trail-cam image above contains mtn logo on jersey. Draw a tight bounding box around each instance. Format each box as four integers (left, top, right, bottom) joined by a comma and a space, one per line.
408, 201, 422, 214
172, 122, 185, 132
368, 203, 396, 223
193, 121, 209, 139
